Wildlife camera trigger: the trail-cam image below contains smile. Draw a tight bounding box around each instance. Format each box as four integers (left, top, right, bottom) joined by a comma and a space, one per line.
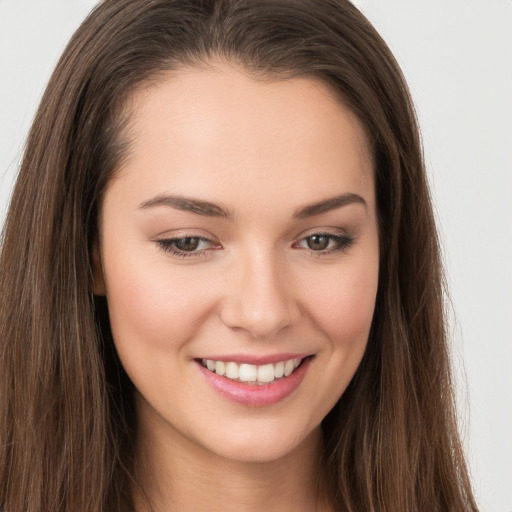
196, 355, 313, 406
200, 357, 303, 385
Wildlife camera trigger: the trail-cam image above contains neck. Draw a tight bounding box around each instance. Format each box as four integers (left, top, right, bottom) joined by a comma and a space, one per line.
132, 403, 331, 512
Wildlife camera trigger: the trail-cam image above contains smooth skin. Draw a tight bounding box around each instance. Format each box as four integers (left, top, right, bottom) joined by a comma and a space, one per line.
93, 61, 380, 512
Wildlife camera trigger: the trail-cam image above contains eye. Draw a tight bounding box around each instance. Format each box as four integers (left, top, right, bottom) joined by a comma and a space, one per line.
305, 234, 331, 251
156, 236, 220, 258
173, 237, 203, 252
294, 232, 355, 254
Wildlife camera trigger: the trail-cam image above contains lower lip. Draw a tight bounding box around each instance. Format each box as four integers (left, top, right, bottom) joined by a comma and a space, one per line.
196, 357, 312, 407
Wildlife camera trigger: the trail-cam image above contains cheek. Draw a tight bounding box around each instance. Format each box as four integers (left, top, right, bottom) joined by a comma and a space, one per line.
101, 246, 216, 356
290, 255, 379, 428
302, 258, 379, 347
323, 278, 376, 340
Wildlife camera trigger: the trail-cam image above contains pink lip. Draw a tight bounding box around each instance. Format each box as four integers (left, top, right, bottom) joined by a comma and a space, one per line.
196, 356, 313, 407
198, 352, 310, 365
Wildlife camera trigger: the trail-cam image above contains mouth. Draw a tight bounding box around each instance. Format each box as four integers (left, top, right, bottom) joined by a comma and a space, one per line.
198, 356, 306, 385
196, 355, 313, 406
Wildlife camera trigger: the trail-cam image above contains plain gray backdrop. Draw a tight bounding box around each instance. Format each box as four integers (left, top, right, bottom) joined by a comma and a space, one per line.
1, 1, 511, 510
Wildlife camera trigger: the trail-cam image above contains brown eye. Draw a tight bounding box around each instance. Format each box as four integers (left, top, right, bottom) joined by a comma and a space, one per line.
306, 235, 330, 251
295, 232, 355, 255
156, 235, 220, 258
174, 237, 200, 251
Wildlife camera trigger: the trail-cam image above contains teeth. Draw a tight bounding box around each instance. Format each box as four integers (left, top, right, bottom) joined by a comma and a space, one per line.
284, 360, 294, 377
215, 361, 226, 376
225, 362, 239, 379
202, 357, 304, 384
257, 364, 275, 383
239, 363, 257, 382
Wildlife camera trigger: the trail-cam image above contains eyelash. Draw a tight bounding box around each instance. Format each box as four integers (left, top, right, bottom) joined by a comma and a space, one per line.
155, 232, 355, 259
156, 236, 217, 259
293, 232, 355, 254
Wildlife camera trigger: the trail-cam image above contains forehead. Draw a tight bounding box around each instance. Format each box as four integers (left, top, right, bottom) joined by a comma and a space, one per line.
111, 62, 374, 213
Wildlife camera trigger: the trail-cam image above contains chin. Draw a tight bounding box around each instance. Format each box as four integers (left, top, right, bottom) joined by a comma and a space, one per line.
195, 420, 321, 465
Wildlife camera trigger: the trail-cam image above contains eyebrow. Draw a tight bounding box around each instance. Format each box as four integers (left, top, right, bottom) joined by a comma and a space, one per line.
139, 192, 366, 220
293, 193, 367, 219
139, 194, 234, 219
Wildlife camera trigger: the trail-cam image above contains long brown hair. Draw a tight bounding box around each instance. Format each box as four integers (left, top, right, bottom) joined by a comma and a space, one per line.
0, 1, 478, 510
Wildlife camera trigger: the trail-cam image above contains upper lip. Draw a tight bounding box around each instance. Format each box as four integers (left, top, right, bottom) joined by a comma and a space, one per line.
197, 353, 312, 365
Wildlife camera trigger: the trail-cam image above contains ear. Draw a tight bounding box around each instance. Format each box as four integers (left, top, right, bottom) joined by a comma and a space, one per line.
91, 240, 106, 296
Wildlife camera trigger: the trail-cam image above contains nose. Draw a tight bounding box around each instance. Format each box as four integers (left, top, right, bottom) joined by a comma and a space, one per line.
219, 250, 300, 339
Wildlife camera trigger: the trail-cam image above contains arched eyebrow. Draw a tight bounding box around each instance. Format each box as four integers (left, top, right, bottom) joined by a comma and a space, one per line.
139, 192, 366, 220
293, 193, 367, 219
139, 194, 234, 219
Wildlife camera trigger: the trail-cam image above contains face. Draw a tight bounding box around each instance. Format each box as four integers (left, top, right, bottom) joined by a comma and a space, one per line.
94, 63, 379, 464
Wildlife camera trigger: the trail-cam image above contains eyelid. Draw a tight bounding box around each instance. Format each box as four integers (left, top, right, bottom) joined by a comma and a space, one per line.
153, 231, 222, 259
153, 227, 355, 259
292, 228, 356, 255
295, 226, 350, 239
152, 227, 218, 239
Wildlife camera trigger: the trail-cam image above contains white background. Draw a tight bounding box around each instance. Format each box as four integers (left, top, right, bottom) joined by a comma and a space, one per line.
1, 1, 511, 510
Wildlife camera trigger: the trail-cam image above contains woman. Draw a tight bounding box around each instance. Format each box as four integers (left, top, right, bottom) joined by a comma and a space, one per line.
0, 0, 478, 510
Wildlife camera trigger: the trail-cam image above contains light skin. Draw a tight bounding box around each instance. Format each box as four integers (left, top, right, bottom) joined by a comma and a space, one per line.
93, 62, 380, 512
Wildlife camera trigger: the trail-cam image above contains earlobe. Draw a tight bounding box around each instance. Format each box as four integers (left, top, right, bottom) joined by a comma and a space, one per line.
91, 241, 106, 296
